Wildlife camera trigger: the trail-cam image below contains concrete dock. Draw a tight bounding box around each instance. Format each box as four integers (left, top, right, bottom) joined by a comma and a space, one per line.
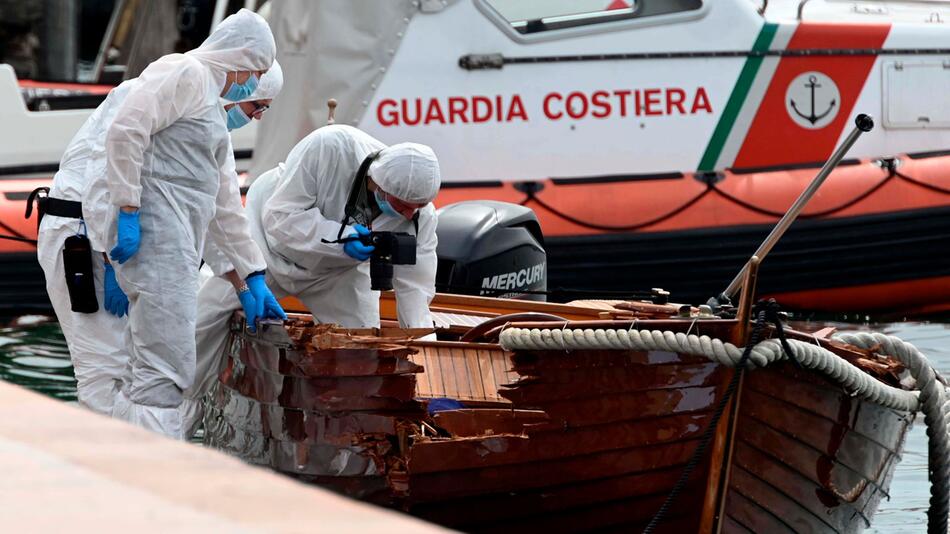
0, 380, 448, 533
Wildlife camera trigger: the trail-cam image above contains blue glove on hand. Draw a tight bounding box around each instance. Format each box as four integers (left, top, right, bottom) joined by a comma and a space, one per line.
103, 264, 128, 317
109, 210, 141, 264
244, 273, 287, 333
343, 224, 374, 261
237, 287, 258, 332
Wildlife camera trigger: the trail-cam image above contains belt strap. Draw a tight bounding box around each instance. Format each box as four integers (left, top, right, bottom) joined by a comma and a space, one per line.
24, 188, 84, 232
46, 197, 83, 219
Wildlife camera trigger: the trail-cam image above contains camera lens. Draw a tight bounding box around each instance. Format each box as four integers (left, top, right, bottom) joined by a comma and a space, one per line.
370, 256, 394, 291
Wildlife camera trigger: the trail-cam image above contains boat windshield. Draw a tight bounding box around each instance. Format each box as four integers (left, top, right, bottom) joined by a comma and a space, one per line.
483, 0, 702, 34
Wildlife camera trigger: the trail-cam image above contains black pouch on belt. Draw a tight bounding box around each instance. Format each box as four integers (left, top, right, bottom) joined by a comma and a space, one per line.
62, 234, 99, 313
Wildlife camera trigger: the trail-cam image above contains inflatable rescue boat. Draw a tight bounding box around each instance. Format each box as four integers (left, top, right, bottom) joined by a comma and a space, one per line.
4, 0, 950, 315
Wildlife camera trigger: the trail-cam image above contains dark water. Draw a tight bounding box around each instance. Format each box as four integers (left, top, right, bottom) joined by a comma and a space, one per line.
1, 316, 946, 532
0, 318, 76, 402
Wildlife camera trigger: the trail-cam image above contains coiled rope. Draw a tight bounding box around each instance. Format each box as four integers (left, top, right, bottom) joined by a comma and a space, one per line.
499, 326, 950, 533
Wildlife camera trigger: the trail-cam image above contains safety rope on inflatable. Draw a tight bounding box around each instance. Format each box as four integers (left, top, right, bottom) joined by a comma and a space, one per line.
526, 186, 709, 232
520, 164, 950, 232
709, 171, 893, 219
499, 327, 950, 533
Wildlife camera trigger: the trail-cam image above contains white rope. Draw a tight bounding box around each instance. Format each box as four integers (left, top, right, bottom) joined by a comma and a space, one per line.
499, 327, 950, 533
831, 332, 949, 533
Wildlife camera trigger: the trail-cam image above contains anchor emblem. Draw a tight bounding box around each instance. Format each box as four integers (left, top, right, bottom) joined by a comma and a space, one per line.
785, 71, 841, 130
790, 75, 836, 124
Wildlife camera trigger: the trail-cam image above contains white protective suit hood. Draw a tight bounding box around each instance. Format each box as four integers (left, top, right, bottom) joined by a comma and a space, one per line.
186, 8, 276, 74
369, 143, 441, 204
234, 59, 283, 103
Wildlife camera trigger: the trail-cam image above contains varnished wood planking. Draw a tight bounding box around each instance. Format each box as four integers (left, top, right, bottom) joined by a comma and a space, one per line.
500, 361, 722, 404
742, 389, 907, 480
411, 346, 515, 402
517, 386, 718, 425
467, 349, 488, 400
733, 440, 874, 532
407, 437, 707, 500
475, 348, 498, 400
415, 346, 446, 397
448, 348, 466, 400
721, 515, 757, 534
491, 347, 514, 390
722, 363, 912, 533
409, 412, 713, 473
424, 414, 708, 472
729, 465, 834, 533
415, 347, 432, 394
739, 416, 896, 508
724, 486, 797, 534
738, 413, 893, 517
745, 366, 909, 451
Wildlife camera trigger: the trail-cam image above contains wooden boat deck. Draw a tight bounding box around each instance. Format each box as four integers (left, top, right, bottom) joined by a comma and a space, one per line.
410, 343, 515, 404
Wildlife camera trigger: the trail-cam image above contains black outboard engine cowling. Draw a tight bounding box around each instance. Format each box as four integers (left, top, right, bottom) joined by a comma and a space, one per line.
436, 201, 547, 301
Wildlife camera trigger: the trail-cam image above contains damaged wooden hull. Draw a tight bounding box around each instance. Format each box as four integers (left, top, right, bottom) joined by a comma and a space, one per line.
721, 365, 912, 533
203, 311, 912, 533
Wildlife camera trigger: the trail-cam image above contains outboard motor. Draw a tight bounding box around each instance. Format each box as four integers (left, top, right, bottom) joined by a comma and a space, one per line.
436, 201, 547, 301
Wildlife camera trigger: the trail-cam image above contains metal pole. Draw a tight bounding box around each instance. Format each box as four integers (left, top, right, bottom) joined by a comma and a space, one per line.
42, 0, 79, 81
92, 0, 128, 83
719, 114, 874, 302
211, 0, 229, 30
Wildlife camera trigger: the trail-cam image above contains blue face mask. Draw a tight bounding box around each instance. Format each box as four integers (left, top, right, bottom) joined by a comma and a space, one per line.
226, 104, 252, 130
374, 190, 401, 218
222, 73, 259, 102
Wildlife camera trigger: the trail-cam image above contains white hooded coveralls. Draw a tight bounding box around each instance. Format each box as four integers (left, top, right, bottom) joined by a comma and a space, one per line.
181, 125, 440, 437
257, 125, 440, 328
43, 9, 276, 439
38, 59, 282, 419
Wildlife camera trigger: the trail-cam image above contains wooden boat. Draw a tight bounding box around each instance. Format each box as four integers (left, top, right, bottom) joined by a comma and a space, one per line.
203, 291, 918, 532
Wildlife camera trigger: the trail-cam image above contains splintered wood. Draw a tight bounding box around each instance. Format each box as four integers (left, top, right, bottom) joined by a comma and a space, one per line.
284, 320, 429, 350
284, 320, 515, 405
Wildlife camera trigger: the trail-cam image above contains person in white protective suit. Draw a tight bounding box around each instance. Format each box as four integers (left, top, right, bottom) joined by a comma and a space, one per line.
68, 8, 286, 439
180, 124, 441, 437
36, 46, 284, 419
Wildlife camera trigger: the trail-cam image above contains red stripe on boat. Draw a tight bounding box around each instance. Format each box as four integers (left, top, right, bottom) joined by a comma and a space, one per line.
733, 23, 891, 168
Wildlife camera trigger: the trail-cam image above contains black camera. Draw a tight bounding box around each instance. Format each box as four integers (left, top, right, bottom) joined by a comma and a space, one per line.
359, 231, 416, 290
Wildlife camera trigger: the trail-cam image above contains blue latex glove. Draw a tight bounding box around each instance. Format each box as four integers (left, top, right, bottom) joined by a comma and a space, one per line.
245, 273, 287, 333
343, 224, 374, 261
237, 287, 258, 332
109, 210, 141, 264
102, 264, 128, 317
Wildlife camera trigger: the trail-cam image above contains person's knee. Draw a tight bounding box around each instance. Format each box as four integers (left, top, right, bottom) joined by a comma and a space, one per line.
128, 379, 185, 409
127, 359, 188, 408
